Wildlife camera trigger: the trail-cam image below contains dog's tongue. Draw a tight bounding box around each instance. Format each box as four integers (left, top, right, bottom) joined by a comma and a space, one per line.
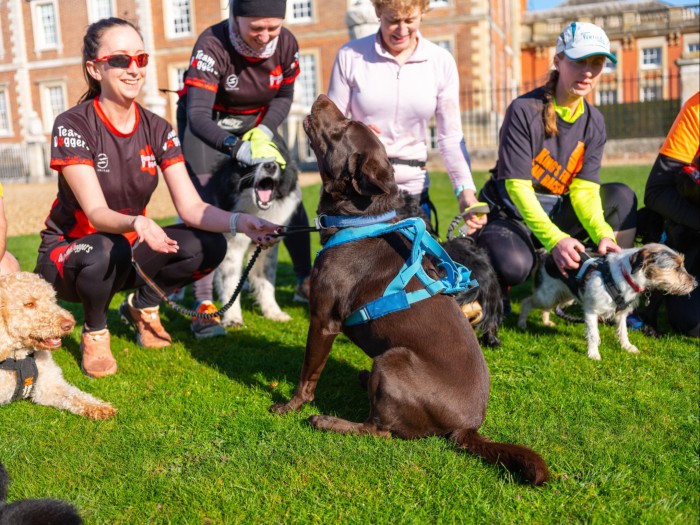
257, 189, 272, 204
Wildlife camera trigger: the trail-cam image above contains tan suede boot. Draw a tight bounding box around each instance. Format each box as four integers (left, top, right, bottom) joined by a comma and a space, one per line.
80, 328, 118, 378
119, 293, 172, 348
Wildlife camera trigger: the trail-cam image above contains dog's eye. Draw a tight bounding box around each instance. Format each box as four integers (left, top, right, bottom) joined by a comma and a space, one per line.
24, 301, 36, 308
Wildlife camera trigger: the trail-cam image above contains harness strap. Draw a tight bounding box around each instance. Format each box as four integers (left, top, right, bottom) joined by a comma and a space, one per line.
0, 355, 38, 401
315, 210, 397, 229
389, 158, 426, 168
599, 261, 631, 310
320, 217, 478, 326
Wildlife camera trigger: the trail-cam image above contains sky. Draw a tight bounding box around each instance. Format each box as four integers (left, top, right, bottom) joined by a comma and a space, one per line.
527, 0, 695, 11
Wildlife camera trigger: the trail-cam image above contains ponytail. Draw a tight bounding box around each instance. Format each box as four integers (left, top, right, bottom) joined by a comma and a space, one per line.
542, 69, 560, 138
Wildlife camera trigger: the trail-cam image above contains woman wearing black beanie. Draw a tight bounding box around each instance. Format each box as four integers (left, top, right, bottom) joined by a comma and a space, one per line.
177, 0, 314, 337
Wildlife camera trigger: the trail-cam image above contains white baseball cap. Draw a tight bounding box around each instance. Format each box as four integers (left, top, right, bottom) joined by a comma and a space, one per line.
555, 22, 617, 63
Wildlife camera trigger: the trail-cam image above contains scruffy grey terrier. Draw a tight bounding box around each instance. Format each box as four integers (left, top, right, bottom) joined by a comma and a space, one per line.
518, 243, 697, 360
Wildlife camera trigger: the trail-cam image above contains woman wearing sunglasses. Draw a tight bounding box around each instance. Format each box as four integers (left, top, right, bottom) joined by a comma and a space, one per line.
177, 0, 313, 339
34, 17, 281, 378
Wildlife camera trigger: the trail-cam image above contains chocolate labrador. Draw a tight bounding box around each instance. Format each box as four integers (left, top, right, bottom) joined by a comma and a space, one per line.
270, 95, 549, 485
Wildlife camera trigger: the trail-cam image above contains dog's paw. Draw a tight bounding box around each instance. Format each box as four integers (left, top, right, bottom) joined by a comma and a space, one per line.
587, 350, 602, 361
269, 402, 293, 415
84, 403, 117, 420
516, 317, 528, 330
623, 344, 640, 355
264, 310, 292, 322
221, 316, 245, 328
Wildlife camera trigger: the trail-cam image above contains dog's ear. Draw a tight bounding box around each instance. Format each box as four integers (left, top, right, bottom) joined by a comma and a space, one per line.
349, 154, 395, 197
630, 245, 656, 274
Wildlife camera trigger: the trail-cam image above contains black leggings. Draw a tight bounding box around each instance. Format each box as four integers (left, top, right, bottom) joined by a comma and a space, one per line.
476, 182, 638, 287
34, 225, 226, 331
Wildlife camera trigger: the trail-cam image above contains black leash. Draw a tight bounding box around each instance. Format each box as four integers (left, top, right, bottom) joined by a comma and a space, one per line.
131, 246, 262, 319
131, 224, 322, 320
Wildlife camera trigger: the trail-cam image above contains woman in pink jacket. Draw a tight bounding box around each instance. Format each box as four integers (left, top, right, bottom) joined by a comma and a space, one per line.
328, 0, 485, 234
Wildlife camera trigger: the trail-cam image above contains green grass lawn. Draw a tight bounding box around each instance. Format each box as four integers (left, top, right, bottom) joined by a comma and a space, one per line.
1, 166, 698, 524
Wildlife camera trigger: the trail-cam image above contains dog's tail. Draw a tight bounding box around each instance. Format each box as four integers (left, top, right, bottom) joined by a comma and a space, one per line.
450, 429, 550, 486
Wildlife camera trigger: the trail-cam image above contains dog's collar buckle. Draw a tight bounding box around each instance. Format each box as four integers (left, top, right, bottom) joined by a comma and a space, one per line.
0, 354, 38, 401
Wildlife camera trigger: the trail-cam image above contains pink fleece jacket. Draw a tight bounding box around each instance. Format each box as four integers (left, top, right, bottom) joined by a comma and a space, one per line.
328, 31, 474, 196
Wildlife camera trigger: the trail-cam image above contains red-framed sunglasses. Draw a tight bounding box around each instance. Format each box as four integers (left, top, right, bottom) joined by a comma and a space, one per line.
93, 53, 149, 68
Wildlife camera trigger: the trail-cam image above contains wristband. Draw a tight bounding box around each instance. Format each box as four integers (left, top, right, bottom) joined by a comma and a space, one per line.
454, 185, 465, 198
229, 212, 241, 235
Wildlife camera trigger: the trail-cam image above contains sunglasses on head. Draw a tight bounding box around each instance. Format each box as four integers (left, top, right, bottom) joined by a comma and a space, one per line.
93, 53, 149, 68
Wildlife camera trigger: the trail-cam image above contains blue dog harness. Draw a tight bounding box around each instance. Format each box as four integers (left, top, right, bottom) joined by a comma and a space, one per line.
318, 215, 478, 326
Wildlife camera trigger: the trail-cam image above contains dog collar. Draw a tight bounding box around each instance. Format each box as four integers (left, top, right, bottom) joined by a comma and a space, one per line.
0, 354, 38, 401
314, 210, 397, 229
620, 263, 645, 293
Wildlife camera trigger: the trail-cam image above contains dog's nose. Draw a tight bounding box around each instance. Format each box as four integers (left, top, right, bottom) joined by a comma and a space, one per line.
61, 317, 76, 332
263, 161, 278, 172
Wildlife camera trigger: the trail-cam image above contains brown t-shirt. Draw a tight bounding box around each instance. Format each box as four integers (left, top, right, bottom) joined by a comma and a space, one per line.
39, 98, 184, 252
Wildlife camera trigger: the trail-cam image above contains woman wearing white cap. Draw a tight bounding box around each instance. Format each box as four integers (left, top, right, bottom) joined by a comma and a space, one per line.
475, 21, 637, 314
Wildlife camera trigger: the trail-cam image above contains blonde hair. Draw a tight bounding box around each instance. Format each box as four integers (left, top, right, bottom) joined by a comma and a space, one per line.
542, 67, 560, 138
371, 0, 430, 17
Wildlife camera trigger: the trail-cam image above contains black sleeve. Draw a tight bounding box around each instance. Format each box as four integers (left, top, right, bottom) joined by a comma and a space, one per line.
186, 87, 231, 153
260, 82, 294, 132
644, 153, 700, 231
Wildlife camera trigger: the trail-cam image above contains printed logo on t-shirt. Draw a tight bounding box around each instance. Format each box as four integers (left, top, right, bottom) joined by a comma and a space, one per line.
139, 144, 157, 176
96, 153, 109, 172
269, 65, 283, 89
225, 74, 239, 91
162, 130, 181, 151
531, 142, 585, 194
53, 126, 89, 150
191, 50, 215, 73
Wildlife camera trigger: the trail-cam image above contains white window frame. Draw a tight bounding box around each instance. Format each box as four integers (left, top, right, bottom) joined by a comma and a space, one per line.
296, 51, 319, 109
0, 87, 12, 137
31, 0, 62, 53
164, 0, 194, 39
640, 84, 662, 103
638, 36, 665, 71
167, 64, 189, 127
86, 0, 115, 23
596, 89, 618, 106
430, 37, 454, 56
39, 81, 67, 133
287, 0, 313, 24
686, 34, 699, 56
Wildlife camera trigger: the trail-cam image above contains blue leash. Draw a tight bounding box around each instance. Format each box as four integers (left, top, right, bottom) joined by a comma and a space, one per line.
318, 216, 478, 326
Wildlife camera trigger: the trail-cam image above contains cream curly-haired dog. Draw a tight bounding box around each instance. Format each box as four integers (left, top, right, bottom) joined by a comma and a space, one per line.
0, 272, 115, 419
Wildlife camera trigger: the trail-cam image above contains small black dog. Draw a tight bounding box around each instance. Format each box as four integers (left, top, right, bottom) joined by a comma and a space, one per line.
0, 463, 82, 525
396, 191, 503, 347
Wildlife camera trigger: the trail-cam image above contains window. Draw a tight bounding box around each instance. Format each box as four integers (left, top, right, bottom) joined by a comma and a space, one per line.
0, 88, 11, 136
429, 0, 449, 7
603, 57, 617, 73
167, 65, 188, 129
640, 85, 662, 102
688, 42, 700, 55
166, 0, 193, 38
32, 1, 60, 51
641, 47, 662, 69
40, 83, 67, 132
597, 89, 617, 105
87, 0, 114, 22
431, 39, 453, 55
289, 1, 313, 23
297, 53, 318, 109
429, 124, 438, 150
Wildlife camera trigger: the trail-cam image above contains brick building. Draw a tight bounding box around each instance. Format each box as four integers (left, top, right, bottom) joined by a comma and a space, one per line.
0, 0, 521, 177
521, 0, 700, 105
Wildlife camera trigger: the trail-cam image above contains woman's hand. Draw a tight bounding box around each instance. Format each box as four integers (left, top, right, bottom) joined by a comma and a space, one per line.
551, 236, 586, 275
133, 216, 179, 254
236, 214, 283, 248
458, 190, 488, 234
597, 237, 620, 256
